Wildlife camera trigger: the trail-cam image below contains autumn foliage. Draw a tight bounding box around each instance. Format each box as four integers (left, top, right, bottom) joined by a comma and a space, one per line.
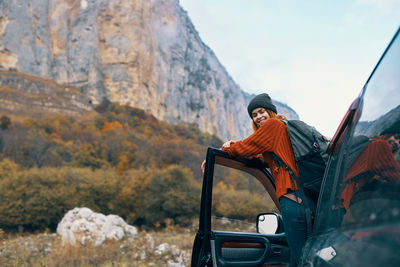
0, 103, 221, 177
0, 103, 272, 232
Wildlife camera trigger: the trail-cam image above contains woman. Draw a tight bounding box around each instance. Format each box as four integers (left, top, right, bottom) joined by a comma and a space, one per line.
202, 93, 314, 267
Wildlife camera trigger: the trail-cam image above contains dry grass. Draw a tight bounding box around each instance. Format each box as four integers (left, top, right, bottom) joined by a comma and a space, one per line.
0, 225, 197, 267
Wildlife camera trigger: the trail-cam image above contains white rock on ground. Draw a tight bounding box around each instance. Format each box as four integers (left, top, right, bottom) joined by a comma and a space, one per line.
146, 233, 155, 250
155, 242, 188, 267
155, 243, 171, 255
56, 207, 138, 246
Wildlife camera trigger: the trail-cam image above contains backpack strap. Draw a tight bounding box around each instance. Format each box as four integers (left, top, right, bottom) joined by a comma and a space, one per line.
269, 152, 314, 237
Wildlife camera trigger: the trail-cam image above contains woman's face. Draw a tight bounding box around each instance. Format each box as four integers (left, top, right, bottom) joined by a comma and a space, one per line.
387, 134, 400, 154
251, 107, 270, 127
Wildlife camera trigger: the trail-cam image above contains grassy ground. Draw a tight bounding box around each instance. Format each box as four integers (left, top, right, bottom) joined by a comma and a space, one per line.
0, 217, 255, 266
0, 226, 196, 267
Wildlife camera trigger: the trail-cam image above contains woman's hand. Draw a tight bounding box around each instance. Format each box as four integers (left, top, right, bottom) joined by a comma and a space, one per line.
222, 140, 236, 148
202, 140, 237, 173
201, 160, 206, 173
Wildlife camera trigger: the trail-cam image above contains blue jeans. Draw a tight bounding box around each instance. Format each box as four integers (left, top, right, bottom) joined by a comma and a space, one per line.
280, 194, 315, 267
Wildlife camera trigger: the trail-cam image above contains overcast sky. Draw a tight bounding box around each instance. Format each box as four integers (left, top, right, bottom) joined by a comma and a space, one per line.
179, 0, 400, 137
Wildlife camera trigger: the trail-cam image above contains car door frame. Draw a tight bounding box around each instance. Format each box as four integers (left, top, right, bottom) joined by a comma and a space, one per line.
191, 147, 289, 267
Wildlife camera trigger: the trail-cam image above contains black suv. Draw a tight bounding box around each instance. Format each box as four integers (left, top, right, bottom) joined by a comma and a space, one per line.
191, 26, 400, 267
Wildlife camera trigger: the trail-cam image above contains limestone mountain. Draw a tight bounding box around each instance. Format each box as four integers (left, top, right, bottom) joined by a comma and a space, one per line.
0, 70, 91, 117
0, 0, 298, 139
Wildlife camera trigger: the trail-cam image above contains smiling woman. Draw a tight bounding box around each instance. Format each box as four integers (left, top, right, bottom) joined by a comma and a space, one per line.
211, 92, 317, 266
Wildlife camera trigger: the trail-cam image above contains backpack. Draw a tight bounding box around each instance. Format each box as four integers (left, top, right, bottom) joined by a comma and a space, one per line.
270, 120, 330, 203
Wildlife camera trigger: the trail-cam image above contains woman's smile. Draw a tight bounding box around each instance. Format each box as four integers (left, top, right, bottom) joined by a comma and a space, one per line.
251, 107, 271, 127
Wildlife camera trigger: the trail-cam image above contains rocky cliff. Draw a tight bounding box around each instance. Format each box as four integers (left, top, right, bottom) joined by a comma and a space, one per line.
0, 70, 91, 117
0, 0, 298, 139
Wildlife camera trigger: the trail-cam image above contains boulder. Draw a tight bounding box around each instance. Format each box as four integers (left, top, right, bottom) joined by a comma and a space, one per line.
56, 207, 138, 246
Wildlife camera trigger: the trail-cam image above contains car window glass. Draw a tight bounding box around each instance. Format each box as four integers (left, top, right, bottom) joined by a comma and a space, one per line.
211, 164, 278, 232
339, 33, 400, 228
314, 29, 400, 233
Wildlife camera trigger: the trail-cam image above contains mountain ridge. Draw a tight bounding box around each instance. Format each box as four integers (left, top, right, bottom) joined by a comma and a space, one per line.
0, 0, 298, 139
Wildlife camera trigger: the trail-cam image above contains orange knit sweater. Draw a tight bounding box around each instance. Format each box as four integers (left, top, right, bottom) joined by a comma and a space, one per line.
341, 139, 400, 210
222, 118, 298, 200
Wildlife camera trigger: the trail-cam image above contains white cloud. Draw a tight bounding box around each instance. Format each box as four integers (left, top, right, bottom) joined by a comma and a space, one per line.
80, 0, 88, 9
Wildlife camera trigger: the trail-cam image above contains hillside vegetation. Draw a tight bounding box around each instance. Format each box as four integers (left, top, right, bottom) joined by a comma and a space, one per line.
0, 102, 275, 233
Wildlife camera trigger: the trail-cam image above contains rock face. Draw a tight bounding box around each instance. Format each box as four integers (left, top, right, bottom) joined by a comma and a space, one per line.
0, 0, 298, 139
0, 70, 91, 117
56, 207, 138, 246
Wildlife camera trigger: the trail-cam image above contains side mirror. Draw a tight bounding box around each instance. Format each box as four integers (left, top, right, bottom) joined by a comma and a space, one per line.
256, 213, 283, 234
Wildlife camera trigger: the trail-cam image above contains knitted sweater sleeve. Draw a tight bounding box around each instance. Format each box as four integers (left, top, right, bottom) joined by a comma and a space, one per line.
345, 140, 400, 182
222, 119, 286, 158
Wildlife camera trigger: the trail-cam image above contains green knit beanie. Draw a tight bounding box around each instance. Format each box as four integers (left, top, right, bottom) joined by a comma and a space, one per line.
247, 93, 277, 117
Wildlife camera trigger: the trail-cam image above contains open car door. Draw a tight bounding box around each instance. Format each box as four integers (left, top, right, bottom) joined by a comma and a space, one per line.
191, 147, 290, 267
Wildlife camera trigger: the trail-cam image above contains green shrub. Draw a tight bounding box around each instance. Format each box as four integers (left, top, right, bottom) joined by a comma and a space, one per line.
0, 158, 20, 179
0, 164, 204, 232
214, 189, 277, 221
142, 165, 201, 226
111, 168, 152, 225
0, 167, 119, 232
